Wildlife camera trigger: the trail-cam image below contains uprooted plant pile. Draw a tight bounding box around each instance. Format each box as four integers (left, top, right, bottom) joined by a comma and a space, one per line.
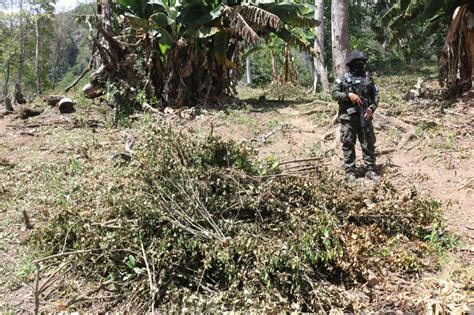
33, 126, 451, 312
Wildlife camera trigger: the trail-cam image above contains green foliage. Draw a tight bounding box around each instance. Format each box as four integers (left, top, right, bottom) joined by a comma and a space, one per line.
249, 51, 273, 86
425, 222, 459, 252
0, 0, 89, 96
378, 0, 453, 63
15, 249, 37, 280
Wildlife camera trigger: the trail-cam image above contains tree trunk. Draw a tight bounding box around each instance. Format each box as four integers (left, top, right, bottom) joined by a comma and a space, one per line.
467, 8, 474, 94
3, 56, 11, 98
14, 83, 27, 104
313, 0, 329, 93
440, 5, 474, 96
5, 96, 14, 112
51, 39, 64, 90
246, 56, 252, 85
35, 13, 42, 95
331, 0, 349, 77
18, 0, 25, 86
103, 0, 113, 33
304, 52, 315, 81
3, 16, 13, 97
271, 50, 279, 83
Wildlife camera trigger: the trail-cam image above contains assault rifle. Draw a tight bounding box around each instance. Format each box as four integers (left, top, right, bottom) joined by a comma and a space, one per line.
346, 96, 369, 128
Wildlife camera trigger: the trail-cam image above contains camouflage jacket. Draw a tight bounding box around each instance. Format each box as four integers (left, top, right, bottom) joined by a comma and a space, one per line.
331, 72, 379, 121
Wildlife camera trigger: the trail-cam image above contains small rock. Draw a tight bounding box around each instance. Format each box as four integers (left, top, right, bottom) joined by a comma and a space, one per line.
366, 272, 380, 287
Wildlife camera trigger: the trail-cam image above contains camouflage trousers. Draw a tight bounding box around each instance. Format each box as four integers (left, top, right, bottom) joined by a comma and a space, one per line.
340, 116, 376, 173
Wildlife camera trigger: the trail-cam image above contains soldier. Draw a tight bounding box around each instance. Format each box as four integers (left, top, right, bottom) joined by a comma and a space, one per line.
331, 50, 380, 181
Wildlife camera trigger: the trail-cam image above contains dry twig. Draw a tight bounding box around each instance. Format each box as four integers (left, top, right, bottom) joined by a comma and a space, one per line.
140, 240, 156, 313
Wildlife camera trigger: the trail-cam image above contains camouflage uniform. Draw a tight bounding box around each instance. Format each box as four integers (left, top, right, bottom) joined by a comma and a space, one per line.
331, 72, 379, 175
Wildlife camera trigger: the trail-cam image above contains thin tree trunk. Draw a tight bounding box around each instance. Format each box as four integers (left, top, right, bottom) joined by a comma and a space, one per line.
271, 50, 279, 83
289, 49, 297, 83
304, 52, 314, 81
3, 15, 13, 97
313, 0, 329, 93
3, 56, 11, 97
35, 12, 41, 95
51, 41, 64, 90
246, 56, 252, 85
331, 0, 349, 77
18, 0, 25, 85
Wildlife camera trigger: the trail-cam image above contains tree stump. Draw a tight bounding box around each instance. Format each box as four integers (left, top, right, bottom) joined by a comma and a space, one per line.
58, 98, 75, 114
5, 96, 14, 112
14, 83, 27, 104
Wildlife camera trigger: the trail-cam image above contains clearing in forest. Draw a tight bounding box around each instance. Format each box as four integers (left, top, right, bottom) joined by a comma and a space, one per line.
0, 78, 473, 312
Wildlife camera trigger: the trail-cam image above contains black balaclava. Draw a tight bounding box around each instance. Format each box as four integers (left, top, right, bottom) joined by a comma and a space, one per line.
349, 59, 366, 76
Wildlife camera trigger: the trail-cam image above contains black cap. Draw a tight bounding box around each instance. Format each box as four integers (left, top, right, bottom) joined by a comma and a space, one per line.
346, 50, 368, 65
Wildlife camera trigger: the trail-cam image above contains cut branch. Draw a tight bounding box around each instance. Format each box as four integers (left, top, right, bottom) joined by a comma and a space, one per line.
375, 111, 416, 150
65, 56, 94, 93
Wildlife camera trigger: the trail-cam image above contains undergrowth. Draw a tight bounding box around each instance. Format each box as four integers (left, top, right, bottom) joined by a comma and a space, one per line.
31, 124, 451, 312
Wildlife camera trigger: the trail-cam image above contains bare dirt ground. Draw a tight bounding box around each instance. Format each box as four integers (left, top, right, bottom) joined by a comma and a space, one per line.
0, 90, 473, 311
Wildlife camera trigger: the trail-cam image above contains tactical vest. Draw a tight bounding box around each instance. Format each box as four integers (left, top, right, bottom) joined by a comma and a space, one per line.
340, 73, 371, 114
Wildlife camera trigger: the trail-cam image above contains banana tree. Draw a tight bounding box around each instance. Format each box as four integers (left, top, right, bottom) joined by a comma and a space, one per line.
380, 0, 473, 97
82, 0, 319, 109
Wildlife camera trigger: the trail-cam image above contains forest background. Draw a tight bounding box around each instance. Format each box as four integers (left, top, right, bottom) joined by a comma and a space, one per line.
0, 0, 461, 101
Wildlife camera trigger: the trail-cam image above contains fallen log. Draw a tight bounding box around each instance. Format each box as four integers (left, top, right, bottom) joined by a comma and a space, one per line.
143, 102, 161, 113
42, 95, 65, 106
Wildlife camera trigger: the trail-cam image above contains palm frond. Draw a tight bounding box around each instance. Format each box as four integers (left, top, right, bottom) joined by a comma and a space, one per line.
225, 6, 260, 45
262, 2, 319, 28
237, 5, 282, 31
275, 28, 316, 57
285, 15, 319, 28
